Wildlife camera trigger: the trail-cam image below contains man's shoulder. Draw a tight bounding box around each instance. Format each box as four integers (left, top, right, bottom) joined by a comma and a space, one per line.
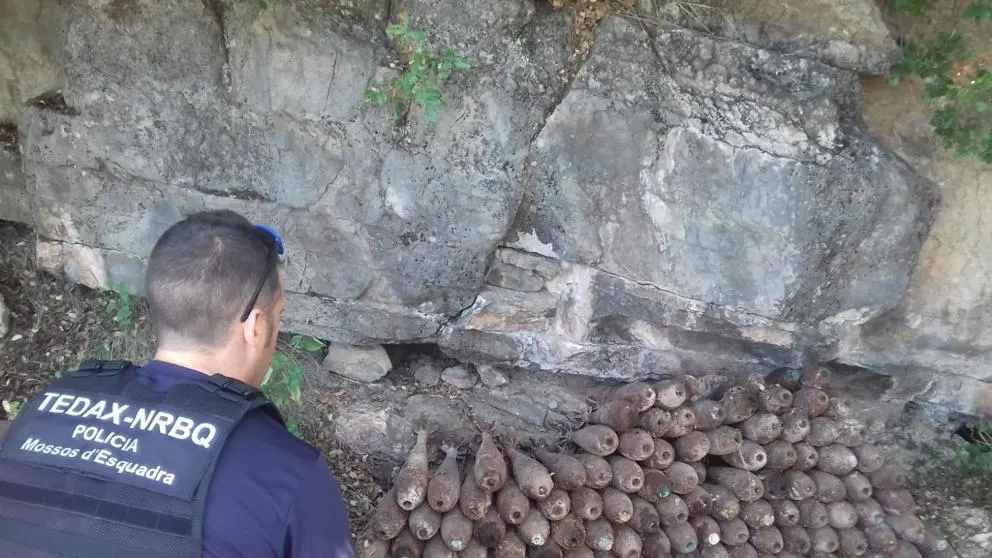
224, 409, 321, 474
201, 410, 340, 556
210, 407, 325, 512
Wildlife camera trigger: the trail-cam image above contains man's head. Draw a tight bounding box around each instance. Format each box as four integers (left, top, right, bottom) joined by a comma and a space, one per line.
145, 210, 286, 386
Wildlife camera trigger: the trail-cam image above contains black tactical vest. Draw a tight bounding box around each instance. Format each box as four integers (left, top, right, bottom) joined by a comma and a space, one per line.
0, 359, 283, 557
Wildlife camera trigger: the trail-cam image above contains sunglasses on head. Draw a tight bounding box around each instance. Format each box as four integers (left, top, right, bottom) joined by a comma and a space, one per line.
240, 224, 285, 322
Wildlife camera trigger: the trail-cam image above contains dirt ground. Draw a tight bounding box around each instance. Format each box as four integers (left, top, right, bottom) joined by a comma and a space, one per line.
0, 221, 156, 404
2, 220, 992, 553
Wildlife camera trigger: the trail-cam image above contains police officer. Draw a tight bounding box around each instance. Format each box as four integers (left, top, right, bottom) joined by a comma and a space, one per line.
0, 210, 356, 557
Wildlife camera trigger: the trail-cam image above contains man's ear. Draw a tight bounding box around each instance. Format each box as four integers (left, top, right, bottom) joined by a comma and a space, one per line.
241, 309, 267, 348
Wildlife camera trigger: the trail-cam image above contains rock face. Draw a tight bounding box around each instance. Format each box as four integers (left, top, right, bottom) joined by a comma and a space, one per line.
0, 0, 63, 122
441, 19, 933, 379
2, 0, 953, 403
828, 71, 992, 417
0, 147, 30, 225
682, 0, 899, 74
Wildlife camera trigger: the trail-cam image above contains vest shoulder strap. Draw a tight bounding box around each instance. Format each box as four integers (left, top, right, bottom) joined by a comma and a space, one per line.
66, 361, 286, 426
198, 373, 286, 426
70, 359, 135, 377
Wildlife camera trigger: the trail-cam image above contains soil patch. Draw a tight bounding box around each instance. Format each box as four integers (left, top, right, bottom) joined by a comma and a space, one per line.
0, 221, 155, 412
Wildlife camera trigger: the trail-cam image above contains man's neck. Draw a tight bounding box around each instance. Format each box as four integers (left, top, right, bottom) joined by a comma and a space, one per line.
152, 348, 251, 385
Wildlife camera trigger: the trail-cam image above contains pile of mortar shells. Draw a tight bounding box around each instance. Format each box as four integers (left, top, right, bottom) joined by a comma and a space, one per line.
358, 368, 953, 558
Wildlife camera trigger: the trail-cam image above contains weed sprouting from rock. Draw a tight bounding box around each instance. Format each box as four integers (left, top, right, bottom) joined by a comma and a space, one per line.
364, 11, 471, 125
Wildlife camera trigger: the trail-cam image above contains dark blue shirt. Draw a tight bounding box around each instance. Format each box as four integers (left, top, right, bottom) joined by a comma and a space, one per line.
137, 361, 356, 558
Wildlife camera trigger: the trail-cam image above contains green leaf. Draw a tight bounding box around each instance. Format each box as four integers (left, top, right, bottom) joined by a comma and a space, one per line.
286, 418, 301, 438
408, 30, 427, 42
290, 334, 325, 353
923, 78, 951, 100
424, 89, 443, 103
454, 59, 471, 71
963, 0, 992, 20
305, 339, 325, 352
976, 102, 990, 113
386, 23, 406, 37
424, 102, 439, 124
366, 86, 388, 106
889, 0, 928, 16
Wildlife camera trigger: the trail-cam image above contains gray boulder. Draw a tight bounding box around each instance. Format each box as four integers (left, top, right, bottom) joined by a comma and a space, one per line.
441, 365, 477, 389
409, 356, 443, 387
476, 364, 510, 388
322, 343, 393, 383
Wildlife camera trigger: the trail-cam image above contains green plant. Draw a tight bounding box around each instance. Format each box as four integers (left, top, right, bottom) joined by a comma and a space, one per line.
258, 335, 324, 438
954, 421, 992, 477
890, 0, 928, 16
888, 2, 992, 164
888, 0, 990, 19
223, 0, 279, 10
365, 11, 471, 124
964, 0, 992, 21
289, 334, 326, 353
2, 399, 23, 420
104, 282, 135, 328
262, 351, 304, 438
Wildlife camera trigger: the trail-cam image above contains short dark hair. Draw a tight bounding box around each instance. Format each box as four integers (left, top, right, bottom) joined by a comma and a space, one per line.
145, 210, 281, 348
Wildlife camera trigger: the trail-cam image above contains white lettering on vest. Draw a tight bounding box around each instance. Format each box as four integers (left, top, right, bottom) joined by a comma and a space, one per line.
37, 394, 217, 450
150, 411, 174, 435
17, 436, 177, 486
191, 423, 217, 449
49, 394, 74, 414
168, 416, 194, 441
94, 448, 112, 465
82, 400, 106, 420
36, 392, 60, 412
70, 425, 140, 454
65, 396, 90, 416
18, 437, 79, 458
130, 407, 155, 430
102, 401, 129, 425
